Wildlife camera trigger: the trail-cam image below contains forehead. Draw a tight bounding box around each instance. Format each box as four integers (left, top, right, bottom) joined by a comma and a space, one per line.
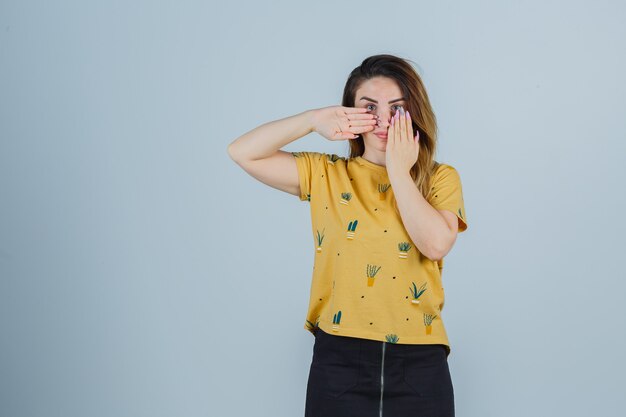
355, 76, 403, 100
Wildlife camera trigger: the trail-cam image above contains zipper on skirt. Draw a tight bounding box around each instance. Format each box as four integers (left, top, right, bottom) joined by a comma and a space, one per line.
379, 341, 386, 417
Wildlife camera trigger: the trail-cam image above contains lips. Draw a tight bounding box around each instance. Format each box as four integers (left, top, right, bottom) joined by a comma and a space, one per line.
374, 132, 388, 139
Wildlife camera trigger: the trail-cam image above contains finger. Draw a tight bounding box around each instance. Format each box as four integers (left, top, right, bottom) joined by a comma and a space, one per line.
389, 111, 398, 145
335, 131, 358, 140
346, 124, 376, 134
399, 109, 407, 143
344, 118, 378, 127
347, 112, 377, 121
405, 110, 413, 141
344, 107, 371, 115
386, 122, 394, 148
393, 110, 400, 142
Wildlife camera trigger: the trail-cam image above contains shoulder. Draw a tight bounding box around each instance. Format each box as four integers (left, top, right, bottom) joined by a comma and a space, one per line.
429, 163, 463, 193
433, 161, 459, 174
432, 162, 462, 180
291, 151, 348, 165
291, 151, 325, 159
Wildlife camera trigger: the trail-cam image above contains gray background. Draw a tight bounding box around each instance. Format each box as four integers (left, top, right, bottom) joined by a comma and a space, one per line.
1, 1, 625, 416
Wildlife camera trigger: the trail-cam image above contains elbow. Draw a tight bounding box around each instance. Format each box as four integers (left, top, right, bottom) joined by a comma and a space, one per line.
410, 225, 454, 262
420, 242, 443, 262
412, 236, 444, 262
428, 234, 454, 262
428, 247, 447, 263
227, 142, 240, 162
427, 251, 444, 263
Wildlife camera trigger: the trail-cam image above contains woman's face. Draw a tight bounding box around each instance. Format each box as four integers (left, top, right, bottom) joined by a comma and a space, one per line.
354, 76, 406, 154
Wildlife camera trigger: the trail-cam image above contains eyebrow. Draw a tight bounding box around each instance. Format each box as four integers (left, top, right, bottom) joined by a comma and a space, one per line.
359, 96, 406, 104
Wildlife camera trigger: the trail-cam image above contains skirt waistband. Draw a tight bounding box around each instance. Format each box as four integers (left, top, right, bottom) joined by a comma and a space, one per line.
314, 327, 448, 364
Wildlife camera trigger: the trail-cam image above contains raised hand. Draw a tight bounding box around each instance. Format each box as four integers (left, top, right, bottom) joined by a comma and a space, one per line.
385, 107, 420, 177
311, 105, 377, 141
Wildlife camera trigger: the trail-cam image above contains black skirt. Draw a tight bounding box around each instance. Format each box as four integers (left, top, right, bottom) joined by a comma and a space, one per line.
305, 328, 455, 417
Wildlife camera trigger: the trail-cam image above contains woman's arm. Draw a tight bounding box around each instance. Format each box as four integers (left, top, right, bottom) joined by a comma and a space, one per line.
227, 110, 317, 162
226, 110, 318, 197
227, 107, 376, 197
389, 172, 457, 261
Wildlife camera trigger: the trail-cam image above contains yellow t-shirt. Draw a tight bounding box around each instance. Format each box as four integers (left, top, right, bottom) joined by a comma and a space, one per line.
292, 151, 467, 356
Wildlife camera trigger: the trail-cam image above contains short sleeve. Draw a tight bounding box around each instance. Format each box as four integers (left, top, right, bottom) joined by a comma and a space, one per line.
428, 164, 468, 233
291, 151, 325, 202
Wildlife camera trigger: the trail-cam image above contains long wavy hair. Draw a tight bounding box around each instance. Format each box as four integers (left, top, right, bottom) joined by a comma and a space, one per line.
342, 54, 440, 199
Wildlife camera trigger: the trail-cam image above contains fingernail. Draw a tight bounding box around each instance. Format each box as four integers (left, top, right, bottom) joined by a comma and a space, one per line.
406, 111, 410, 119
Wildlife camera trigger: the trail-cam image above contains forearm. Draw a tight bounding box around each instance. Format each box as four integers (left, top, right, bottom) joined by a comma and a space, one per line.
389, 171, 451, 261
227, 109, 317, 161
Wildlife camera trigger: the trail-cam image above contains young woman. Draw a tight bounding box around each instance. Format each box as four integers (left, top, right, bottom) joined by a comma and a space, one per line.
227, 54, 467, 417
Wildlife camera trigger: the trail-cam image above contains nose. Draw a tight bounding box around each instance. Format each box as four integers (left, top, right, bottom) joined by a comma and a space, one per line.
376, 114, 392, 129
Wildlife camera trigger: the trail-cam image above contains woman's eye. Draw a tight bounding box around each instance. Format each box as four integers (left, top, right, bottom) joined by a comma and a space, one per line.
366, 104, 404, 112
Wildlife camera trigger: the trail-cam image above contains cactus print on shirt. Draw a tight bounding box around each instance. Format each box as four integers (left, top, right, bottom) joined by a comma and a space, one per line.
293, 151, 467, 357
